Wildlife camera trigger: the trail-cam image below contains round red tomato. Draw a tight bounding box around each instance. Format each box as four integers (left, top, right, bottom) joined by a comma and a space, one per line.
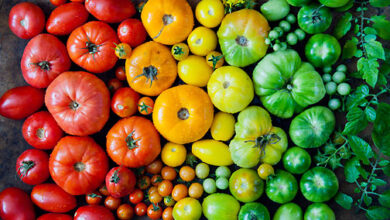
50, 0, 67, 6
107, 116, 161, 168
0, 187, 36, 220
0, 86, 44, 120
8, 2, 45, 39
107, 78, 123, 94
74, 205, 115, 220
37, 213, 73, 220
67, 21, 119, 73
147, 203, 162, 220
111, 87, 140, 118
49, 136, 109, 195
129, 188, 144, 204
117, 18, 147, 47
117, 204, 134, 220
115, 66, 127, 81
85, 0, 136, 23
86, 192, 103, 205
105, 166, 136, 198
45, 71, 110, 136
104, 196, 121, 210
135, 203, 147, 216
16, 149, 49, 185
46, 2, 89, 36
31, 183, 77, 213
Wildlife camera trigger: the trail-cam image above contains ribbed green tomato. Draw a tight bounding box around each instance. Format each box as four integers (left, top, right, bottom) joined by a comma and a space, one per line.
297, 4, 332, 34
266, 170, 298, 204
319, 0, 349, 7
305, 34, 341, 68
273, 203, 303, 220
229, 169, 264, 203
202, 193, 240, 220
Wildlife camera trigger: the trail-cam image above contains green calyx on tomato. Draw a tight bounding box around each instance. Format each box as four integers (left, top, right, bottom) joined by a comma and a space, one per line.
298, 4, 332, 34
238, 202, 270, 220
305, 34, 341, 68
229, 168, 264, 203
283, 146, 311, 174
266, 170, 298, 204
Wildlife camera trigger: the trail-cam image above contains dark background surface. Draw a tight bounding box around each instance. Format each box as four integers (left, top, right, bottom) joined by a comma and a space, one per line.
0, 0, 389, 219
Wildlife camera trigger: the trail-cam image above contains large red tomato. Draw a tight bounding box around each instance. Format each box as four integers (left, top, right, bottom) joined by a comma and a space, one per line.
0, 86, 44, 120
74, 205, 115, 220
107, 116, 161, 168
31, 183, 77, 213
49, 136, 109, 195
105, 166, 136, 198
0, 187, 36, 220
16, 149, 49, 185
46, 2, 89, 36
67, 21, 119, 73
21, 34, 71, 88
85, 0, 136, 23
37, 213, 73, 220
45, 71, 110, 136
8, 2, 45, 39
117, 18, 147, 47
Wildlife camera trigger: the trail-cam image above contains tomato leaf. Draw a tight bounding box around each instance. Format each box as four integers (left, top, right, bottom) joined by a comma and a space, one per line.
371, 16, 390, 40
366, 206, 390, 220
365, 106, 376, 122
379, 190, 390, 208
342, 37, 358, 59
371, 178, 387, 186
344, 157, 361, 183
369, 0, 390, 7
357, 57, 379, 88
372, 103, 390, 157
343, 107, 368, 135
364, 194, 373, 206
334, 12, 352, 39
365, 39, 385, 60
346, 85, 370, 110
348, 135, 374, 165
335, 192, 353, 209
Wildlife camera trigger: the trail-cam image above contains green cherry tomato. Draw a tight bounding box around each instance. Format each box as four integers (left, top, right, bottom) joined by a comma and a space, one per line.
332, 71, 346, 83
269, 30, 279, 40
336, 64, 347, 72
305, 34, 341, 68
273, 203, 303, 220
322, 66, 332, 74
298, 4, 332, 34
195, 163, 209, 179
279, 21, 291, 32
286, 0, 312, 7
260, 0, 290, 22
238, 202, 270, 220
304, 203, 335, 220
286, 14, 296, 24
203, 178, 217, 194
274, 27, 284, 37
273, 43, 281, 51
266, 170, 298, 204
322, 73, 332, 83
286, 33, 298, 46
337, 83, 351, 96
280, 42, 288, 50
215, 166, 231, 178
216, 177, 229, 190
294, 29, 306, 41
325, 82, 337, 95
300, 167, 339, 202
229, 168, 264, 203
328, 98, 341, 110
282, 147, 311, 174
319, 0, 349, 8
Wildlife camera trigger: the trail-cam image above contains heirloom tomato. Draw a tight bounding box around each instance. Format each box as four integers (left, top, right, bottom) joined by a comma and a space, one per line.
298, 4, 332, 34
300, 167, 339, 202
273, 203, 303, 220
0, 187, 35, 220
106, 166, 136, 198
153, 85, 214, 144
238, 202, 270, 220
8, 2, 45, 39
49, 136, 109, 195
178, 55, 213, 87
305, 34, 341, 68
16, 149, 49, 185
266, 170, 298, 204
161, 142, 187, 167
202, 193, 240, 220
210, 111, 235, 141
85, 0, 136, 23
217, 9, 269, 67
115, 43, 132, 59
173, 197, 202, 220
111, 87, 140, 118
118, 19, 147, 47
37, 213, 73, 220
46, 3, 89, 35
304, 203, 335, 220
319, 0, 349, 7
195, 0, 224, 28
138, 97, 154, 115
74, 205, 115, 220
187, 27, 217, 56
31, 183, 77, 213
283, 147, 311, 174
260, 0, 290, 21
229, 169, 264, 203
171, 43, 190, 61
192, 140, 233, 166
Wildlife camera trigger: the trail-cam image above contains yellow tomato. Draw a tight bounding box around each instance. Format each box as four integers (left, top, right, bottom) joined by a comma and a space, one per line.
187, 27, 217, 56
257, 163, 274, 180
210, 112, 235, 141
206, 51, 224, 70
195, 0, 225, 28
178, 55, 213, 87
162, 142, 187, 167
171, 43, 190, 61
192, 139, 233, 166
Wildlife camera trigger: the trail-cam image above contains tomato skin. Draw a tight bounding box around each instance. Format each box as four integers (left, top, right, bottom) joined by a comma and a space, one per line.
16, 149, 49, 185
50, 0, 67, 6
116, 66, 127, 81
0, 86, 44, 120
111, 87, 140, 118
0, 187, 36, 220
21, 34, 71, 88
161, 166, 177, 181
31, 183, 77, 213
266, 170, 298, 204
74, 205, 115, 220
147, 204, 163, 219
135, 203, 147, 216
195, 0, 224, 28
85, 0, 136, 23
104, 196, 121, 210
129, 188, 144, 204
106, 166, 136, 198
22, 111, 63, 150
210, 112, 235, 141
46, 3, 89, 36
37, 213, 73, 220
8, 2, 45, 39
161, 142, 187, 167
118, 19, 147, 47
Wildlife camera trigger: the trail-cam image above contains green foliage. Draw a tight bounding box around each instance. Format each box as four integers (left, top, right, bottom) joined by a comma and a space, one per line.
334, 12, 353, 39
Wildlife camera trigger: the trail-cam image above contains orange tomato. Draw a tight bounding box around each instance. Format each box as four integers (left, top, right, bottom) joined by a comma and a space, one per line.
151, 175, 163, 186
148, 186, 158, 195
188, 183, 203, 199
117, 204, 134, 220
158, 180, 173, 197
115, 43, 132, 59
138, 97, 154, 115
179, 166, 195, 182
161, 166, 177, 181
149, 192, 163, 204
171, 184, 188, 201
137, 176, 151, 190
162, 207, 173, 220
146, 160, 163, 174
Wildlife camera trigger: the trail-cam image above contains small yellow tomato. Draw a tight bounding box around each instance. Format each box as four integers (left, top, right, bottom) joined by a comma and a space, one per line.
257, 163, 274, 180
115, 43, 132, 59
161, 142, 187, 167
192, 139, 233, 166
187, 27, 217, 56
178, 55, 213, 87
195, 0, 225, 28
210, 112, 235, 141
171, 43, 190, 61
206, 51, 224, 70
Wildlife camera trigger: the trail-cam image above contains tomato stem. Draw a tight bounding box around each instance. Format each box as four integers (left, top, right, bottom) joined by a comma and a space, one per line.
126, 131, 140, 150
74, 162, 85, 172
177, 108, 189, 120
32, 61, 51, 71
138, 102, 151, 114
17, 161, 35, 178
36, 128, 45, 140
245, 133, 281, 158
235, 36, 248, 46
110, 170, 120, 183
153, 14, 174, 40
133, 66, 158, 88
69, 101, 80, 110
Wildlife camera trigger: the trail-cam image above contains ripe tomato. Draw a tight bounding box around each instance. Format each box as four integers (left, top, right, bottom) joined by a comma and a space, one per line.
67, 21, 119, 73
99, 185, 110, 196
187, 27, 217, 56
146, 160, 163, 174
129, 189, 144, 204
74, 205, 115, 220
104, 196, 121, 210
164, 196, 176, 207
178, 55, 213, 87
0, 187, 35, 220
171, 184, 188, 201
138, 97, 154, 115
210, 111, 235, 141
161, 142, 187, 167
46, 3, 89, 36
171, 43, 189, 61
179, 166, 195, 182
49, 0, 67, 6
188, 183, 203, 199
106, 166, 136, 198
135, 202, 147, 216
151, 175, 163, 186
149, 192, 163, 204
111, 87, 140, 118
37, 213, 73, 220
0, 86, 44, 120
117, 19, 147, 47
86, 192, 103, 205
8, 2, 45, 39
148, 186, 158, 196
21, 34, 71, 88
45, 71, 110, 136
22, 111, 63, 150
137, 176, 151, 190
158, 180, 173, 197
195, 0, 224, 28
85, 0, 136, 23
31, 183, 77, 213
115, 66, 127, 81
162, 207, 173, 220
115, 43, 132, 59
117, 204, 134, 220
16, 149, 49, 185
49, 136, 109, 195
161, 166, 177, 181
147, 204, 162, 220
206, 51, 224, 70
107, 78, 123, 94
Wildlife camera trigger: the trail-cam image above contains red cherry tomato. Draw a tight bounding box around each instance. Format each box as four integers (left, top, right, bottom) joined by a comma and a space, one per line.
117, 204, 134, 220
85, 0, 136, 23
111, 87, 140, 118
16, 149, 49, 185
8, 2, 45, 39
74, 205, 115, 220
117, 18, 147, 47
108, 78, 124, 94
37, 213, 73, 220
129, 188, 144, 204
0, 187, 36, 220
147, 203, 162, 220
135, 202, 147, 216
50, 0, 68, 6
85, 192, 103, 205
104, 196, 121, 210
31, 183, 77, 213
115, 66, 127, 81
105, 166, 136, 198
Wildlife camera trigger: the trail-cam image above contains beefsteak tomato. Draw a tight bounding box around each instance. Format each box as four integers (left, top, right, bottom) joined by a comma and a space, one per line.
8, 2, 45, 39
105, 166, 136, 198
85, 0, 136, 23
0, 187, 35, 220
31, 183, 77, 213
300, 167, 339, 202
74, 205, 115, 220
16, 149, 49, 185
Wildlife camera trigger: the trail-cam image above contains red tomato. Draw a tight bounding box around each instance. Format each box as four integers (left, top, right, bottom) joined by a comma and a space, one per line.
16, 149, 49, 185
8, 2, 45, 39
50, 0, 68, 6
105, 166, 136, 198
74, 205, 115, 220
129, 188, 144, 204
115, 66, 127, 81
0, 86, 44, 120
135, 202, 147, 216
31, 183, 77, 213
45, 71, 110, 136
117, 19, 147, 47
111, 87, 140, 118
138, 97, 154, 115
107, 78, 123, 94
147, 203, 162, 220
22, 111, 63, 150
117, 203, 134, 220
49, 136, 109, 195
0, 187, 36, 220
67, 21, 119, 73
85, 0, 136, 23
71, 0, 84, 2
46, 2, 89, 36
85, 192, 103, 205
107, 116, 161, 168
37, 213, 73, 220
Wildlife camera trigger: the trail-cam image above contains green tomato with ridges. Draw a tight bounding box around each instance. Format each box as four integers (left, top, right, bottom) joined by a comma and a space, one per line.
305, 34, 341, 68
300, 167, 339, 202
298, 4, 332, 34
304, 203, 335, 220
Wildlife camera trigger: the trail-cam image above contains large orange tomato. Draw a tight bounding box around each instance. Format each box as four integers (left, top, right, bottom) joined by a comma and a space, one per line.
125, 41, 177, 96
141, 0, 194, 45
152, 85, 214, 144
106, 116, 161, 168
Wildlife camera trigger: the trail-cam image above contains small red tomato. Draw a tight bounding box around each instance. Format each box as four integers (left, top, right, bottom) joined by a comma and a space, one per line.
106, 166, 136, 198
0, 187, 36, 220
8, 2, 45, 39
135, 202, 147, 216
138, 97, 154, 115
146, 159, 163, 174
111, 87, 140, 118
50, 0, 67, 6
117, 18, 147, 47
16, 149, 49, 185
86, 192, 103, 205
129, 188, 144, 204
115, 66, 127, 81
22, 111, 63, 150
108, 78, 123, 94
37, 213, 73, 220
74, 205, 115, 220
137, 176, 151, 190
147, 203, 162, 220
115, 43, 132, 59
31, 183, 77, 213
104, 196, 121, 210
85, 0, 136, 23
117, 203, 134, 220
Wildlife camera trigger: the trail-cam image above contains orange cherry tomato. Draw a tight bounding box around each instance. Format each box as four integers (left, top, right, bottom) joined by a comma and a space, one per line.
161, 166, 177, 181
171, 184, 187, 201
179, 166, 195, 182
147, 203, 162, 220
151, 175, 163, 186
117, 204, 134, 220
115, 43, 132, 59
162, 207, 173, 220
148, 186, 158, 195
115, 66, 127, 81
188, 182, 203, 199
146, 160, 163, 174
135, 202, 147, 216
86, 192, 103, 205
138, 97, 154, 115
104, 196, 121, 210
149, 192, 162, 204
158, 180, 173, 197
137, 176, 151, 190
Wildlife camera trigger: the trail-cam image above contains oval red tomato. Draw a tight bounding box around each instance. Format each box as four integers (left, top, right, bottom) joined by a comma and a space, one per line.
49, 136, 109, 195
31, 183, 77, 213
117, 18, 147, 47
74, 205, 115, 220
45, 71, 110, 136
37, 213, 73, 220
46, 2, 89, 36
111, 87, 140, 118
0, 187, 36, 220
106, 166, 136, 198
85, 0, 136, 23
16, 149, 49, 185
0, 86, 44, 120
8, 2, 45, 39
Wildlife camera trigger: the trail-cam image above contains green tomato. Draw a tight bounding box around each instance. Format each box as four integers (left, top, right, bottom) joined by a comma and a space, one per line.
336, 64, 347, 72
332, 71, 346, 83
202, 193, 240, 220
203, 178, 217, 194
216, 177, 229, 190
229, 168, 264, 202
304, 203, 335, 220
279, 21, 291, 32
273, 43, 282, 51
337, 83, 351, 96
322, 66, 332, 74
286, 0, 312, 7
283, 147, 311, 174
239, 202, 270, 220
274, 27, 284, 37
328, 98, 341, 110
266, 170, 298, 204
269, 30, 279, 40
261, 0, 290, 21
300, 167, 339, 202
305, 34, 341, 68
322, 74, 332, 83
287, 33, 298, 46
273, 203, 303, 220
172, 197, 202, 220
289, 106, 335, 148
319, 0, 349, 8
325, 82, 337, 95
286, 14, 296, 24
195, 163, 210, 179
298, 4, 332, 34
253, 50, 325, 118
216, 166, 231, 178
294, 29, 306, 41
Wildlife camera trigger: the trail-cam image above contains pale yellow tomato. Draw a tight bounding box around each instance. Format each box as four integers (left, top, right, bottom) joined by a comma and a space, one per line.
210, 112, 235, 141
257, 163, 274, 180
192, 139, 233, 166
171, 43, 190, 61
161, 142, 187, 167
206, 51, 224, 69
195, 0, 225, 28
187, 27, 217, 56
178, 55, 213, 87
